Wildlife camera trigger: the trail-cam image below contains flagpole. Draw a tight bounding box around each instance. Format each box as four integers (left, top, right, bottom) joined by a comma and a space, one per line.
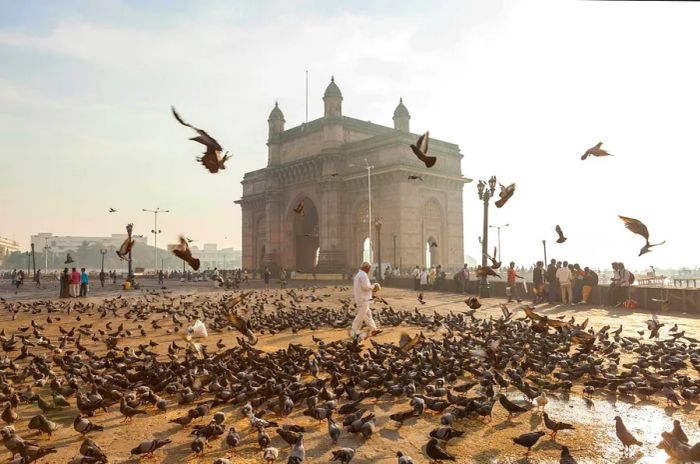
305, 70, 308, 123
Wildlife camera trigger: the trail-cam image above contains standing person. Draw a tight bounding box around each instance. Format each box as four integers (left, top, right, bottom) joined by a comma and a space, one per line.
507, 262, 524, 303
279, 267, 288, 289
70, 267, 80, 297
572, 264, 585, 304
351, 262, 380, 339
532, 261, 545, 304
35, 269, 41, 287
453, 268, 463, 293
618, 262, 632, 306
461, 265, 471, 294
212, 267, 220, 288
11, 269, 17, 287
263, 267, 271, 290
59, 268, 69, 298
15, 270, 24, 289
545, 259, 558, 304
419, 268, 428, 291
158, 269, 164, 285
582, 267, 598, 304
607, 262, 620, 306
99, 269, 106, 288
79, 268, 89, 297
556, 261, 573, 305
412, 266, 420, 291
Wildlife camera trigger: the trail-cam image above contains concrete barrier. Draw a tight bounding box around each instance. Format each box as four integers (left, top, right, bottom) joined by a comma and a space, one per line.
382, 277, 700, 313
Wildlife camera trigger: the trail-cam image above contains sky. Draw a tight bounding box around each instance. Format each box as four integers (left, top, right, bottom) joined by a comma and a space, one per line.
1, 0, 698, 270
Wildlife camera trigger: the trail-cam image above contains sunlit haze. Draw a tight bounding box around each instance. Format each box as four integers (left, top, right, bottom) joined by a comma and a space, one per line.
1, 0, 698, 270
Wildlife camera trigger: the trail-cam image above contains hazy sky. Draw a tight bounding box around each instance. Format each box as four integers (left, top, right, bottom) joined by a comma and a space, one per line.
1, 0, 698, 270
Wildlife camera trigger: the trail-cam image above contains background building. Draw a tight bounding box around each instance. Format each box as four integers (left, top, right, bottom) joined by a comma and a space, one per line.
0, 237, 21, 256
189, 244, 241, 270
237, 77, 470, 274
31, 233, 148, 253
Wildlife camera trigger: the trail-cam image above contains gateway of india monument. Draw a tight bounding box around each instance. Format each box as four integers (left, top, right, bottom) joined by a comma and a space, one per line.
236, 77, 470, 275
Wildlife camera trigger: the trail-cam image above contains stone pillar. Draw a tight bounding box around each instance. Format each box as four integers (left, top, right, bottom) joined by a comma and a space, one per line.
239, 203, 254, 269
263, 189, 282, 275
317, 178, 345, 272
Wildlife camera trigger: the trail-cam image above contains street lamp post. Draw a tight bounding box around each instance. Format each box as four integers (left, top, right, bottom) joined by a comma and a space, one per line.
349, 160, 374, 262
374, 217, 383, 283
126, 223, 134, 282
477, 176, 497, 298
100, 249, 107, 273
542, 240, 547, 265
489, 223, 510, 262
25, 251, 30, 276
43, 237, 50, 274
142, 207, 170, 273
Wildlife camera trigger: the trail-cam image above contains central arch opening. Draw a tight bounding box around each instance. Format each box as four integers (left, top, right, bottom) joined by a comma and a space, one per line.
293, 198, 319, 272
426, 238, 437, 268
362, 237, 371, 263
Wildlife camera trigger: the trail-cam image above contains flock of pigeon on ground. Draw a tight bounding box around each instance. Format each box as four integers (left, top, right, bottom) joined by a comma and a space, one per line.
1, 286, 700, 463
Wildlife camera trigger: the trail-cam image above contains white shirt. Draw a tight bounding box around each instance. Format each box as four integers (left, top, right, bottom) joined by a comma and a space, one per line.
619, 269, 631, 287
420, 270, 428, 285
556, 267, 572, 284
412, 268, 420, 278
353, 270, 373, 305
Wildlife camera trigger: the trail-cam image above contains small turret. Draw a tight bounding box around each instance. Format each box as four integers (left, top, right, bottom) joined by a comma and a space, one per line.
393, 98, 410, 132
268, 101, 285, 139
323, 76, 343, 118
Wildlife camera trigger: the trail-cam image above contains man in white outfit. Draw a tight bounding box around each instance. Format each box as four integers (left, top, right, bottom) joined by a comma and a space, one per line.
351, 262, 380, 339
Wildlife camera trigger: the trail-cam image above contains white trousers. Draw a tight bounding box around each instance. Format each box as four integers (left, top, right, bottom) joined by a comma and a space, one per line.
351, 302, 377, 337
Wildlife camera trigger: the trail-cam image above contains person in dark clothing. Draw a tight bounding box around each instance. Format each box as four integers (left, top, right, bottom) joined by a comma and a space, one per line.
572, 264, 584, 304
99, 270, 106, 287
60, 268, 70, 298
263, 267, 271, 290
545, 259, 558, 304
582, 267, 598, 304
532, 261, 545, 304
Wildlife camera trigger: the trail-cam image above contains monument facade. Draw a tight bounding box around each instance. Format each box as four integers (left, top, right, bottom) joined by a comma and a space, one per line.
237, 77, 469, 274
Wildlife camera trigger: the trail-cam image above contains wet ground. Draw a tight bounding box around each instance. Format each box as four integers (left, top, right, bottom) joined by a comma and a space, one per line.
1, 284, 699, 463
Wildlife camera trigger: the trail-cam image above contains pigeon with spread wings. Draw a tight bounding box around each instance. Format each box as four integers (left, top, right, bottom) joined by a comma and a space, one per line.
618, 215, 666, 256
109, 208, 117, 213
555, 225, 567, 243
226, 312, 258, 345
410, 131, 436, 168
494, 183, 515, 208
171, 106, 229, 174
484, 246, 501, 269
293, 201, 305, 215
170, 236, 201, 271
116, 237, 135, 261
581, 142, 613, 160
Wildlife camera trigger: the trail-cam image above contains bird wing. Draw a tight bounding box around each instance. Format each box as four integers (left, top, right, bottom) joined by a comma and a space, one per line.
555, 225, 564, 239
410, 132, 436, 168
495, 184, 515, 208
172, 106, 195, 129
190, 131, 223, 152
619, 216, 649, 241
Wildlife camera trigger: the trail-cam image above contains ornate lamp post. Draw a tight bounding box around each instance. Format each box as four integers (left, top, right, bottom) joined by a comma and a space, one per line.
100, 249, 107, 273
477, 176, 497, 297
374, 217, 383, 282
